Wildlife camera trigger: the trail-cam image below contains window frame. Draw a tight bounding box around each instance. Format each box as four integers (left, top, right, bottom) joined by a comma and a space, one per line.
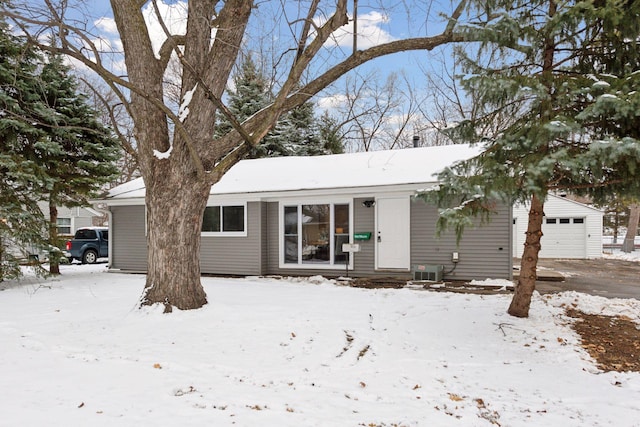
278, 198, 353, 270
56, 217, 72, 235
201, 203, 247, 237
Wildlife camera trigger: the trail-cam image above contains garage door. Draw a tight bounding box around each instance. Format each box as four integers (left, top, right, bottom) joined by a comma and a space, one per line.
540, 217, 586, 258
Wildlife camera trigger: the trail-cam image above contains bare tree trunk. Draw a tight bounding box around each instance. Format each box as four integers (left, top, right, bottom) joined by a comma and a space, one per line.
140, 175, 211, 312
622, 203, 640, 253
49, 203, 60, 275
508, 194, 544, 318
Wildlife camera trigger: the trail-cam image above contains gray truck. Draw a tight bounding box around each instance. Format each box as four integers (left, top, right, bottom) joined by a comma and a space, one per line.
65, 227, 109, 264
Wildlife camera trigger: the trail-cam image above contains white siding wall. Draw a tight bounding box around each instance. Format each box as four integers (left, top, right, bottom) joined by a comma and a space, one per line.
513, 195, 602, 259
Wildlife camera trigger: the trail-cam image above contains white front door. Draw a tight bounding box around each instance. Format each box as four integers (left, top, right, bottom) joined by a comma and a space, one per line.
376, 197, 410, 270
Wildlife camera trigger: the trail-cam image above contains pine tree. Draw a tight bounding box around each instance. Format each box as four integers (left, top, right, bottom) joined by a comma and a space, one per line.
32, 54, 120, 273
0, 20, 119, 279
0, 22, 50, 280
220, 57, 342, 159
256, 101, 335, 157
420, 0, 640, 317
318, 111, 344, 155
216, 55, 270, 138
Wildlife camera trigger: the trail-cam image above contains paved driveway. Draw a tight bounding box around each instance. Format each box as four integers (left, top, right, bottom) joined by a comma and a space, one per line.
527, 258, 640, 299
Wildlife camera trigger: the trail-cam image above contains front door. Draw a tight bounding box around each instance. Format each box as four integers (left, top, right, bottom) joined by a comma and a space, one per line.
376, 196, 410, 270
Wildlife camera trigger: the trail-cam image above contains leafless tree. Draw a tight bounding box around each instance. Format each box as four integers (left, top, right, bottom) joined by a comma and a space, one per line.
1, 0, 469, 311
322, 70, 423, 151
622, 203, 640, 253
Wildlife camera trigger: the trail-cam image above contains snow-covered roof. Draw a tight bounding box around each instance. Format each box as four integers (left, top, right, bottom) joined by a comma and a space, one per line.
105, 144, 481, 201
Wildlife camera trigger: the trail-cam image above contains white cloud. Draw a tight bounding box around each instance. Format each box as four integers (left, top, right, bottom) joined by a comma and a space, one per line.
141, 0, 189, 59
94, 17, 118, 34
317, 93, 348, 110
318, 11, 395, 50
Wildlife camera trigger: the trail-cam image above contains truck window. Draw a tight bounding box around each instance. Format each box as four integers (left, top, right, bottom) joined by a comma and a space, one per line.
76, 229, 97, 239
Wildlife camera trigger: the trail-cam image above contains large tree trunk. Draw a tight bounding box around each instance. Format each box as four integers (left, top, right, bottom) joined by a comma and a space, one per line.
508, 194, 545, 318
140, 175, 211, 312
621, 203, 640, 253
48, 203, 60, 275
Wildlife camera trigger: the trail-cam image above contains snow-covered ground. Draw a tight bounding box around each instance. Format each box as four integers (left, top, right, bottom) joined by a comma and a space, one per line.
1, 264, 639, 426
603, 248, 640, 262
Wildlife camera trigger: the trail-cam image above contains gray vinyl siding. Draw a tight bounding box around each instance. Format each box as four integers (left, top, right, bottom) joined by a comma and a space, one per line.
200, 202, 263, 276
72, 216, 94, 231
265, 197, 511, 280
411, 199, 512, 281
111, 205, 148, 271
112, 197, 511, 280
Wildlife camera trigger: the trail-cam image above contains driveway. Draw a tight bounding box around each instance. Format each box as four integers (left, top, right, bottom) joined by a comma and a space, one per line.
523, 258, 640, 299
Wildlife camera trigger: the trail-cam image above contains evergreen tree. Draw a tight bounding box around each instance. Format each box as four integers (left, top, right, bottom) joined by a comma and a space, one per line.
318, 111, 344, 155
420, 0, 640, 317
0, 21, 51, 280
0, 21, 119, 279
255, 101, 338, 157
216, 55, 270, 138
32, 54, 120, 273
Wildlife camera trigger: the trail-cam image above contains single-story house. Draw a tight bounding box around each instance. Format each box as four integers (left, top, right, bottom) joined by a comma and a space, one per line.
101, 144, 513, 281
513, 194, 603, 259
37, 202, 104, 237
5, 203, 104, 262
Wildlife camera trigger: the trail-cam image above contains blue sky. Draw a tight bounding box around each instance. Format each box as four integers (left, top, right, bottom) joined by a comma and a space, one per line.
17, 0, 461, 149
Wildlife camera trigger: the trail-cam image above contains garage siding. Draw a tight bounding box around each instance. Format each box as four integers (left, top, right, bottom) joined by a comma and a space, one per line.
513, 195, 602, 259
111, 205, 148, 271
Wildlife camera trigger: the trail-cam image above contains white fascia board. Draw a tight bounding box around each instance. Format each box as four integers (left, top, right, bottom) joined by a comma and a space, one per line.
98, 182, 439, 207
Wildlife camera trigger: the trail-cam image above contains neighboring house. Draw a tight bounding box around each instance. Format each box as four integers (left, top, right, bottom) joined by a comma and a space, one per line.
513, 194, 603, 259
37, 202, 104, 237
101, 145, 513, 281
4, 204, 103, 262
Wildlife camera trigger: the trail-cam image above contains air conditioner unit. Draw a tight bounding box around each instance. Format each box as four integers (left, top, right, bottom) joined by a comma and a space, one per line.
412, 264, 444, 282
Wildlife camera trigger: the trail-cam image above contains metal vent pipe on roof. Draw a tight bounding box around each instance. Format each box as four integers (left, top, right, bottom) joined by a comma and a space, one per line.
412, 135, 420, 148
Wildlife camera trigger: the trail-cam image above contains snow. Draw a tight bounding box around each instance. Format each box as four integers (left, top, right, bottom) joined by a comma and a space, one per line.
592, 80, 611, 89
104, 144, 483, 200
603, 248, 640, 262
153, 145, 173, 160
1, 265, 639, 426
178, 83, 197, 122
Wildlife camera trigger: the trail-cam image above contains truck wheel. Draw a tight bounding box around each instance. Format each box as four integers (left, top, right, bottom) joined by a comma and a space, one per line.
82, 250, 98, 264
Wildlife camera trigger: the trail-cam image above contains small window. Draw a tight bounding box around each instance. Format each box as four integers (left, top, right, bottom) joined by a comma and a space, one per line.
559, 218, 570, 224
56, 218, 71, 235
546, 218, 557, 224
573, 218, 584, 224
202, 205, 245, 234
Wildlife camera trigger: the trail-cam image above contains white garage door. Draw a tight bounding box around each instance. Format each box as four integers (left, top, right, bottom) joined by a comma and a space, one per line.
539, 217, 586, 258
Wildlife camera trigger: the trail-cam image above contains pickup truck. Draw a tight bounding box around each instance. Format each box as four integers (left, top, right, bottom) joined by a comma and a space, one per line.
65, 227, 109, 264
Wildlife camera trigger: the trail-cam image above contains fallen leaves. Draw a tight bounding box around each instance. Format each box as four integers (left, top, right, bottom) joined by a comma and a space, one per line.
448, 393, 464, 402
567, 308, 640, 372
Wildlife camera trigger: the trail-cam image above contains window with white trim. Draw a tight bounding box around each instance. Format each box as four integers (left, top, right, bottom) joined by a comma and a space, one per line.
282, 202, 351, 267
56, 218, 71, 235
202, 204, 246, 235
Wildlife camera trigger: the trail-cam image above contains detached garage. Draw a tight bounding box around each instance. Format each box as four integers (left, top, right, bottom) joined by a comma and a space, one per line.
513, 195, 603, 259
